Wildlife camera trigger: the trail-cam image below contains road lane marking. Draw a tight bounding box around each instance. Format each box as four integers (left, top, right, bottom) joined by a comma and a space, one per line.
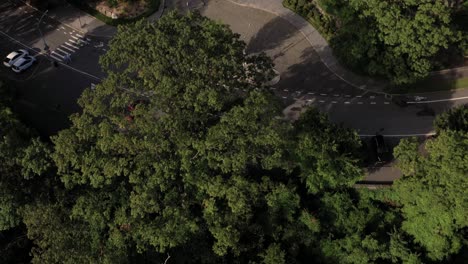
357, 102, 363, 104
356, 95, 362, 98
407, 96, 468, 103
370, 102, 376, 104
75, 33, 84, 38
64, 42, 79, 49
283, 89, 289, 92
359, 133, 436, 137
50, 54, 63, 62
56, 47, 71, 55
51, 51, 64, 59
59, 44, 75, 53
344, 101, 350, 104
384, 102, 390, 104
319, 100, 325, 103
331, 101, 337, 104
307, 92, 314, 95
333, 94, 339, 97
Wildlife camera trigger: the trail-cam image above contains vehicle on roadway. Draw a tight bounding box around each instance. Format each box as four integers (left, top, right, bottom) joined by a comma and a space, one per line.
11, 55, 36, 73
372, 134, 390, 162
3, 49, 29, 67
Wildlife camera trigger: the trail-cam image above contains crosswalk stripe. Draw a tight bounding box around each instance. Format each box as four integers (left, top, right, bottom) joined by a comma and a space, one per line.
59, 45, 75, 53
71, 35, 80, 40
64, 42, 79, 49
75, 33, 84, 38
56, 47, 71, 55
69, 39, 78, 44
51, 51, 65, 59
50, 54, 63, 62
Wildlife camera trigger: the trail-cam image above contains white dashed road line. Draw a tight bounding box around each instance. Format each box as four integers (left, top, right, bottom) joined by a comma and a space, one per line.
344, 101, 350, 104
370, 102, 376, 104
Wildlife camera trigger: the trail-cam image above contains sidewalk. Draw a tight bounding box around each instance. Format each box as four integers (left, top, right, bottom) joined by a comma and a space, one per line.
47, 1, 117, 37
225, 0, 388, 93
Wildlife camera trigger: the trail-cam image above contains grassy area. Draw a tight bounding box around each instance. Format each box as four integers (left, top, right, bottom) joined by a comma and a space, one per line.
67, 0, 160, 26
391, 76, 468, 94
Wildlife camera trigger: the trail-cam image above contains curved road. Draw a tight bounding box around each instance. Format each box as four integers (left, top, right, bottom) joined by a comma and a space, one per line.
1, 0, 467, 138
198, 0, 468, 136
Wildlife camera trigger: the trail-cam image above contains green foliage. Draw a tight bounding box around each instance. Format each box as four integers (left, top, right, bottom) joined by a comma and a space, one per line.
293, 108, 363, 193
434, 104, 468, 133
283, 0, 336, 38
285, 0, 465, 84
315, 189, 405, 264
393, 131, 468, 260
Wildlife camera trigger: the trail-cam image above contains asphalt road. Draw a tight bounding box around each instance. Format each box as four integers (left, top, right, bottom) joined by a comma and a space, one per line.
0, 0, 108, 136
200, 0, 467, 135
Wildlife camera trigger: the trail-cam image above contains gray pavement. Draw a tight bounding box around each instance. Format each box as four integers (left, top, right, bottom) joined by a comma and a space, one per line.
0, 0, 106, 136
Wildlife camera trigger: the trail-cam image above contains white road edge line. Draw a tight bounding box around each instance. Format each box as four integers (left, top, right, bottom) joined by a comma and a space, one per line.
407, 96, 468, 103
359, 133, 436, 137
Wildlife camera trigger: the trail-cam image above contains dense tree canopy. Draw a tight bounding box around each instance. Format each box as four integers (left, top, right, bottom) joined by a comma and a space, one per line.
393, 104, 468, 261
285, 0, 465, 84
2, 11, 467, 264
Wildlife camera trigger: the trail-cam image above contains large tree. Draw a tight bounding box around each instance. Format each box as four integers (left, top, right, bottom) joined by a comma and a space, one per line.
329, 0, 464, 84
393, 131, 468, 261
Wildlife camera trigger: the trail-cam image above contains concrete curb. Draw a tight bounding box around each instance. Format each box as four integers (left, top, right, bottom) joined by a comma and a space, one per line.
224, 0, 389, 96
148, 0, 166, 22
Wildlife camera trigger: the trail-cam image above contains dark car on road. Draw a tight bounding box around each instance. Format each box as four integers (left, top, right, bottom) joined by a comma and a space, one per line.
372, 134, 389, 162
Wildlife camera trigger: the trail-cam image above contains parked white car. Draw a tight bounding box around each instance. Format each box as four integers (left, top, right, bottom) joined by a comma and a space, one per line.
3, 49, 29, 67
11, 55, 36, 73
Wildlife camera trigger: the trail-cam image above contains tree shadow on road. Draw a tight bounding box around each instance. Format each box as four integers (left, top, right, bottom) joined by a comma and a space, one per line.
246, 16, 298, 55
